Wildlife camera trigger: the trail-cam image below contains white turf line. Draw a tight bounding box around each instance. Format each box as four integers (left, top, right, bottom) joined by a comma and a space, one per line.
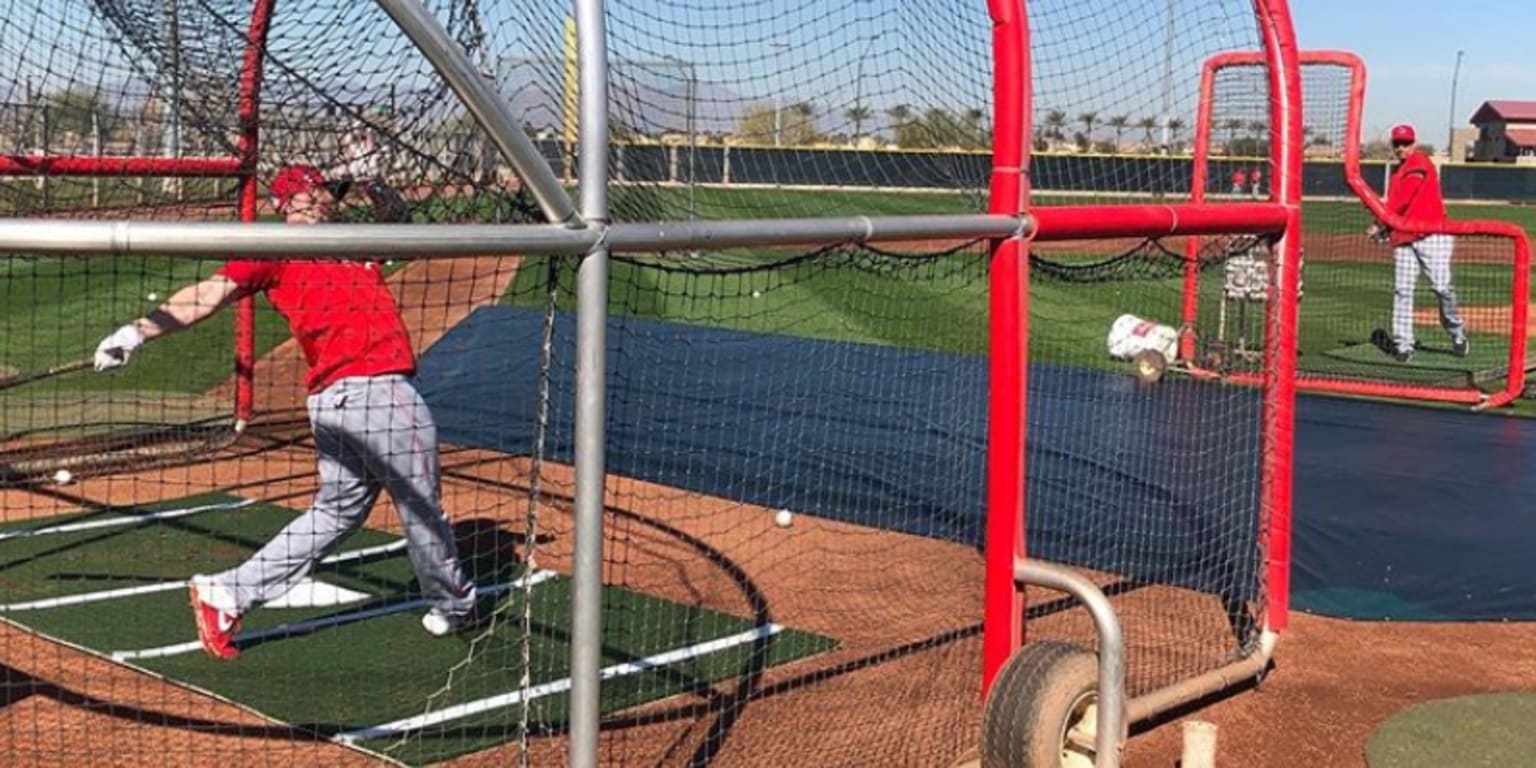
0, 498, 257, 541
333, 623, 785, 745
0, 540, 409, 612
110, 570, 558, 662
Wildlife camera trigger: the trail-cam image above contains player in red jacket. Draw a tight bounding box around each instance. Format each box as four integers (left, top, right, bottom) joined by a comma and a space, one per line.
92, 165, 476, 658
1366, 124, 1465, 362
1231, 168, 1246, 195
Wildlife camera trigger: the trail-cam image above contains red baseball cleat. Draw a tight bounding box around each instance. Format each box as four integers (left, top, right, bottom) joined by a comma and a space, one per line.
189, 578, 242, 660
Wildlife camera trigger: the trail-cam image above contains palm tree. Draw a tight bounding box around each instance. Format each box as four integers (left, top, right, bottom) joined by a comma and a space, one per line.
1107, 115, 1130, 151
1044, 110, 1068, 141
1077, 111, 1099, 143
1138, 116, 1159, 150
1166, 118, 1185, 152
787, 101, 817, 144
845, 104, 874, 142
1223, 119, 1244, 152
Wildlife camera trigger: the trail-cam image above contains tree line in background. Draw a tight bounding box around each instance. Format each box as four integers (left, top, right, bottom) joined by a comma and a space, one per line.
9, 86, 1432, 160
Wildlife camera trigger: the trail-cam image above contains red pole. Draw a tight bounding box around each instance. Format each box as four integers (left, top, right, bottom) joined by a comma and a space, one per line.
0, 156, 242, 176
982, 0, 1029, 697
1181, 58, 1224, 361
1505, 237, 1530, 405
1254, 0, 1304, 632
233, 0, 278, 427
1030, 203, 1287, 240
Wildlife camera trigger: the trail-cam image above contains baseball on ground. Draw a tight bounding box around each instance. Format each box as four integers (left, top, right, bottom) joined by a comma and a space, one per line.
774, 509, 793, 528
52, 469, 74, 484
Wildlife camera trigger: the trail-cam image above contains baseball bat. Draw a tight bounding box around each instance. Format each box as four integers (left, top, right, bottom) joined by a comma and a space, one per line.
0, 357, 95, 393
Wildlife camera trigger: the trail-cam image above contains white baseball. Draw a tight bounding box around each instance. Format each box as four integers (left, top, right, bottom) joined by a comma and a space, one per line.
774, 509, 793, 528
751, 290, 763, 298
147, 292, 159, 302
52, 469, 74, 484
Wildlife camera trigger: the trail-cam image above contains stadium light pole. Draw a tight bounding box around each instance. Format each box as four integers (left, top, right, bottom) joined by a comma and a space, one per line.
1447, 49, 1465, 161
852, 34, 881, 145
769, 40, 792, 146
1159, 0, 1176, 153
660, 54, 698, 224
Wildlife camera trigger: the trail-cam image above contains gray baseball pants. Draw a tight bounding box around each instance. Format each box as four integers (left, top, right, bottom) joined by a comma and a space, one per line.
215, 374, 474, 617
1392, 234, 1464, 353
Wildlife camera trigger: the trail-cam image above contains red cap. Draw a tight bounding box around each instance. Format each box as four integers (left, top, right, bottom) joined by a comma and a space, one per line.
1390, 124, 1416, 144
269, 165, 328, 207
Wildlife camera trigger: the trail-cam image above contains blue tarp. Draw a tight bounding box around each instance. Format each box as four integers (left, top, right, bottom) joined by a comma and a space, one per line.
1290, 398, 1536, 621
415, 306, 1536, 621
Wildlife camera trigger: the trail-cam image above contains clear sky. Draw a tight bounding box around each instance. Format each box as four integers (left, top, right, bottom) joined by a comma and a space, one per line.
1290, 0, 1536, 148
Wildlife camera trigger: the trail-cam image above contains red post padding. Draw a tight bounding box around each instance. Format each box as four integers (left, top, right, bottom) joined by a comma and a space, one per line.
0, 155, 243, 177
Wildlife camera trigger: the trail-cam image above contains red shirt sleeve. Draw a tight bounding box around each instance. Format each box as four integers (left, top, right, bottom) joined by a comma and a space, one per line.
216, 260, 280, 291
1388, 166, 1427, 217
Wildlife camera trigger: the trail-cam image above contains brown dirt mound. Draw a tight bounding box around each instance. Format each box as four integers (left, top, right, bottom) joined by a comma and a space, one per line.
1412, 303, 1536, 338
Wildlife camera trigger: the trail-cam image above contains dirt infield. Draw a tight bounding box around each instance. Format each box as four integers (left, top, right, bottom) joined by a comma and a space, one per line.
1413, 303, 1536, 338
3, 430, 1531, 767
1123, 615, 1536, 767
0, 432, 988, 767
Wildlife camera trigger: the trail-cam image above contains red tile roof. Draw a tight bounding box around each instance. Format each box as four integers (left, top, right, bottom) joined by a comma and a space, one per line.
1470, 100, 1536, 124
1503, 127, 1536, 147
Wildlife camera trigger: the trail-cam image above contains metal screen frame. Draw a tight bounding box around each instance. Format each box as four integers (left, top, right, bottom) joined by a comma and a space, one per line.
1189, 49, 1531, 409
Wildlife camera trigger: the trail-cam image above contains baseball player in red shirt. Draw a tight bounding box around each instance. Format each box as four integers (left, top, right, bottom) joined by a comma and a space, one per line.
92, 165, 476, 659
1366, 124, 1465, 362
1231, 168, 1246, 195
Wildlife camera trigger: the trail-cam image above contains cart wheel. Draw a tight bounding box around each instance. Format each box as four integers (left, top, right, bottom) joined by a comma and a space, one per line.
1131, 350, 1167, 385
981, 641, 1100, 768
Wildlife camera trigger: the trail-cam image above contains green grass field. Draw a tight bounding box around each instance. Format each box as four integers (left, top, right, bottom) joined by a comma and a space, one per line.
503, 243, 1525, 409
0, 493, 833, 765
0, 256, 291, 394
3, 187, 1533, 418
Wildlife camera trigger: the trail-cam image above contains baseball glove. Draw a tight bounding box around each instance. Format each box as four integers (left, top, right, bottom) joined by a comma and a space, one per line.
360, 181, 411, 223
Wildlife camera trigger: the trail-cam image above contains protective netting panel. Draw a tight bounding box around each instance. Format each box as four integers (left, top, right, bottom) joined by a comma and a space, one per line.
482, 250, 991, 766
0, 1, 251, 476
1, 253, 535, 767
1013, 0, 1279, 707
0, 1, 247, 217
1026, 0, 1264, 201
1023, 236, 1271, 699
4, 2, 998, 763
2, 0, 1002, 469
1199, 59, 1525, 400
3, 245, 990, 766
0, 255, 245, 486
599, 1, 995, 220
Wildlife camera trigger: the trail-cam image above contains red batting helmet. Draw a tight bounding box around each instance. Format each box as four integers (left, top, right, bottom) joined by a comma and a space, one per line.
269, 164, 329, 208
1390, 124, 1416, 144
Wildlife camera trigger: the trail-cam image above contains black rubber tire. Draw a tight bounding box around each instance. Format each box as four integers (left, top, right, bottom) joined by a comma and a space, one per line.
1131, 350, 1167, 385
981, 641, 1099, 768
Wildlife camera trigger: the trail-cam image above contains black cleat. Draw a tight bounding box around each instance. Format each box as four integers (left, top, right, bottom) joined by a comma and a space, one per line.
1452, 336, 1469, 358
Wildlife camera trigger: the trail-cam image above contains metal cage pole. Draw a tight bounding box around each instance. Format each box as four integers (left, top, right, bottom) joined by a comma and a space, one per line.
569, 1, 611, 767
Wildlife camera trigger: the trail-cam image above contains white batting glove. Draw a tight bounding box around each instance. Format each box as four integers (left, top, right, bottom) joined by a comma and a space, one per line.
93, 323, 145, 371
